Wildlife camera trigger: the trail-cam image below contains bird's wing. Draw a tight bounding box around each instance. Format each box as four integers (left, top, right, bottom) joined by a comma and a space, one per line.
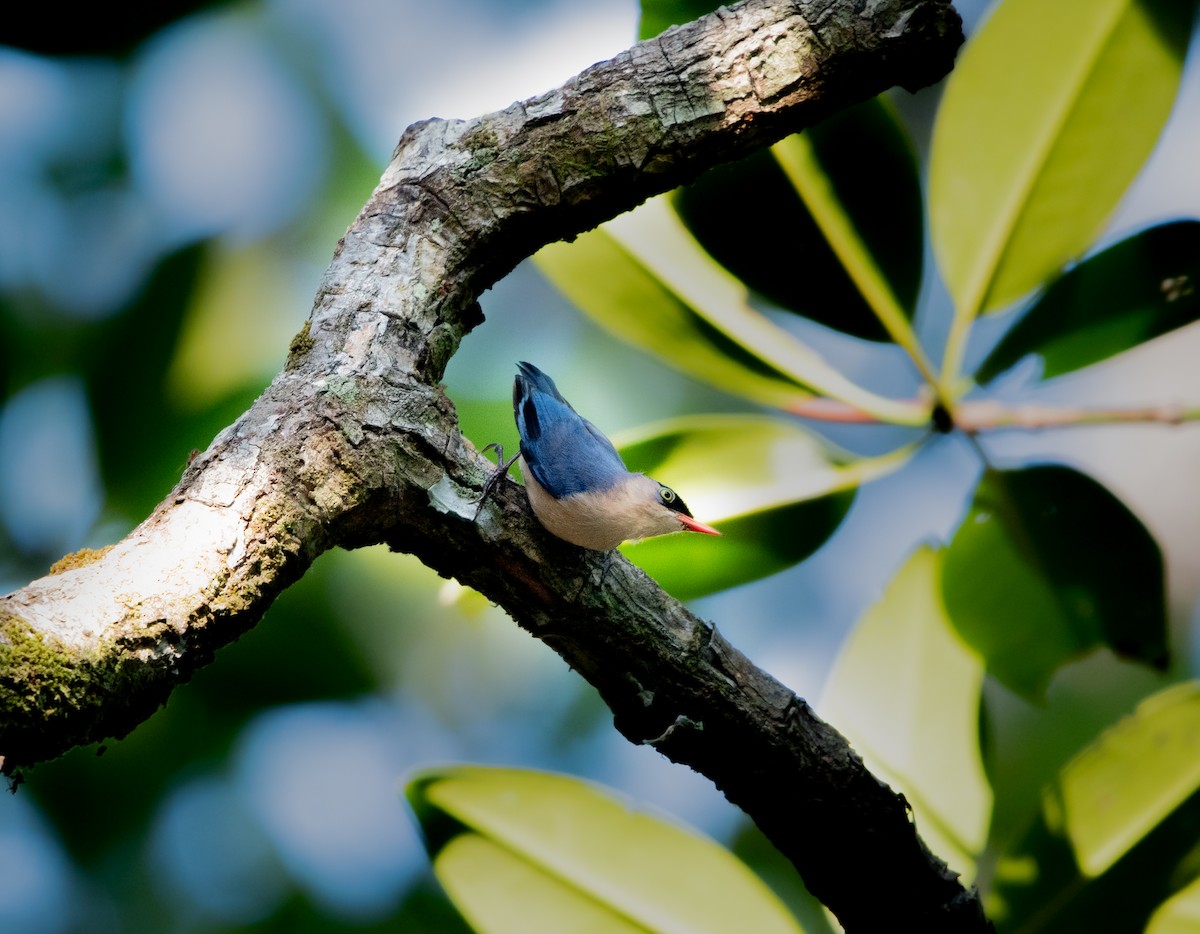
514, 363, 628, 498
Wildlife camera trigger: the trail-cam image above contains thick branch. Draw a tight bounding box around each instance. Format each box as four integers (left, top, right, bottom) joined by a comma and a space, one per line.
1, 1, 978, 929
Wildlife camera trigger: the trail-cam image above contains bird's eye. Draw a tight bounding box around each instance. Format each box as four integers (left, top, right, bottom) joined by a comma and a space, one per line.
658, 485, 694, 517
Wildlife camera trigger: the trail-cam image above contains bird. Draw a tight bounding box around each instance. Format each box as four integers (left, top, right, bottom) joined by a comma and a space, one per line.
480, 361, 721, 551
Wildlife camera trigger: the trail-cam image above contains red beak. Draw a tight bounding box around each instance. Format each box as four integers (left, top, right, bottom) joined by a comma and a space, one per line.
678, 514, 721, 536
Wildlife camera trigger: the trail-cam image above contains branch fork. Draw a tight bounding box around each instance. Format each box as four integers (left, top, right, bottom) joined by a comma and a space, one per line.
2, 2, 981, 929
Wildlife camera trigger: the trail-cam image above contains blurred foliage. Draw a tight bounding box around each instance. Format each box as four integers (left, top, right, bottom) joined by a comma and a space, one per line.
987, 685, 1200, 931
675, 98, 923, 342
821, 547, 989, 879
929, 0, 1193, 320
978, 221, 1200, 381
618, 415, 910, 599
511, 0, 1200, 930
0, 2, 472, 932
0, 3, 225, 56
408, 766, 803, 934
943, 465, 1167, 699
5, 0, 1200, 932
534, 195, 928, 424
637, 0, 719, 39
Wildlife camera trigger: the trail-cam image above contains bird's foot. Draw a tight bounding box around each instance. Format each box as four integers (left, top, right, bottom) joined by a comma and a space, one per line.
474, 443, 520, 520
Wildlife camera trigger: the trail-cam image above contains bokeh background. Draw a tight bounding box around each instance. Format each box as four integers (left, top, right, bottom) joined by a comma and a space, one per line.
3, 1, 1200, 931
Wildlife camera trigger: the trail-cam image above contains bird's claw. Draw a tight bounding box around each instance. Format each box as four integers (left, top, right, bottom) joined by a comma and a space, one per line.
474, 443, 520, 520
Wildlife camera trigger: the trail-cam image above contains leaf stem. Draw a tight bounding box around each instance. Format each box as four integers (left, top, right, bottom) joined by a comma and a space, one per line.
938, 309, 975, 403
955, 400, 1200, 431
788, 398, 1200, 430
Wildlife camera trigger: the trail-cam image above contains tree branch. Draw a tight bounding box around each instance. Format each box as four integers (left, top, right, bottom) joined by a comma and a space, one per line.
1, 0, 980, 929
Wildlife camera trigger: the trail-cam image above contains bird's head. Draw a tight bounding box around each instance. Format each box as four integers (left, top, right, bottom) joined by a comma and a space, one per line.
616, 475, 721, 542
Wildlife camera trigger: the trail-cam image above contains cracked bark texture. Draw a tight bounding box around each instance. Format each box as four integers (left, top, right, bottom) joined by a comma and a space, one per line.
0, 0, 987, 930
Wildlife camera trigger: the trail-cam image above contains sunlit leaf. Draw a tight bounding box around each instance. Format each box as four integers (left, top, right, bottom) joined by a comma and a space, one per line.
820, 546, 991, 879
978, 652, 1176, 875
942, 465, 1166, 700
930, 0, 1193, 321
534, 228, 812, 412
638, 0, 720, 39
1146, 873, 1200, 934
988, 682, 1200, 932
535, 196, 926, 424
408, 766, 805, 934
617, 415, 912, 599
603, 199, 908, 417
977, 221, 1200, 382
1052, 681, 1200, 877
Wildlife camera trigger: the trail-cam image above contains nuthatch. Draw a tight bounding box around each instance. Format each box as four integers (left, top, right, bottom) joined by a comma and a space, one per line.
480, 362, 721, 551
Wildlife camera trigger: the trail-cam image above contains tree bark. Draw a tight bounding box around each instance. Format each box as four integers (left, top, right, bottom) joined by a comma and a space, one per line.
0, 0, 985, 929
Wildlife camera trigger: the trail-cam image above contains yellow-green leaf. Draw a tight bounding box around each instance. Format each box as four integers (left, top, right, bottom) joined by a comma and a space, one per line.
930, 0, 1192, 325
989, 682, 1200, 929
408, 766, 804, 934
1049, 681, 1200, 877
1146, 874, 1200, 934
617, 415, 912, 599
534, 228, 808, 411
672, 97, 924, 349
534, 197, 928, 425
819, 547, 991, 879
435, 835, 649, 934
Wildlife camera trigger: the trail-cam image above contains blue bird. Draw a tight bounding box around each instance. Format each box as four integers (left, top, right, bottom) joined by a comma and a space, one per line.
483, 362, 721, 551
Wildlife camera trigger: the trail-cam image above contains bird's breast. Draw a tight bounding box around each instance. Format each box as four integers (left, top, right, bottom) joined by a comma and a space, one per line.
519, 458, 678, 551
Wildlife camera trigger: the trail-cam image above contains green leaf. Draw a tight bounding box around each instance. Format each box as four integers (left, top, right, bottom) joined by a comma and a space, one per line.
673, 97, 922, 346
988, 682, 1200, 932
1147, 874, 1200, 934
534, 196, 927, 424
408, 765, 805, 934
770, 99, 924, 342
617, 415, 911, 600
638, 0, 721, 39
978, 653, 1176, 871
1053, 681, 1200, 876
673, 149, 885, 341
942, 465, 1167, 699
534, 226, 810, 413
930, 0, 1193, 322
977, 221, 1200, 382
820, 546, 991, 879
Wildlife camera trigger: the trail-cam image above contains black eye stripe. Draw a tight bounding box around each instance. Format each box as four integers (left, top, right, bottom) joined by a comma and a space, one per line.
657, 485, 694, 517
